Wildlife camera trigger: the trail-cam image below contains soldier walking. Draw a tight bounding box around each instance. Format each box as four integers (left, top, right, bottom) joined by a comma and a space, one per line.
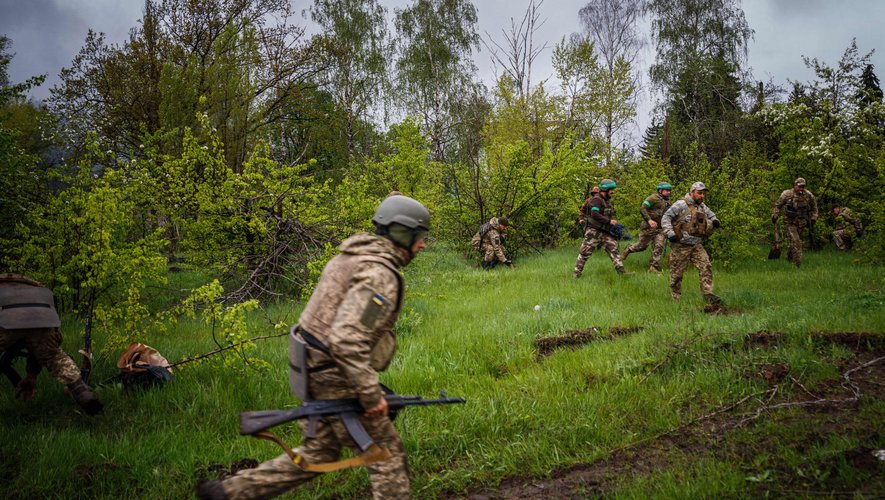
198, 195, 430, 500
661, 182, 721, 303
620, 181, 672, 273
831, 204, 863, 251
0, 273, 102, 414
573, 179, 627, 277
772, 177, 818, 267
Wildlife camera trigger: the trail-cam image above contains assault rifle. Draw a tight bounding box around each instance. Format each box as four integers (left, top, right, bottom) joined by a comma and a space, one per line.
240, 391, 465, 472
608, 223, 634, 241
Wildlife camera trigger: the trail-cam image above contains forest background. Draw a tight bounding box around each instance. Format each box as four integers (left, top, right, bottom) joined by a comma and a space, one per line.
1, 0, 884, 358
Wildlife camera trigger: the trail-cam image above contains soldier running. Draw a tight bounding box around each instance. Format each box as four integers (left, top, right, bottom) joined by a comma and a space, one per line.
661, 182, 721, 304
573, 179, 627, 277
620, 181, 672, 273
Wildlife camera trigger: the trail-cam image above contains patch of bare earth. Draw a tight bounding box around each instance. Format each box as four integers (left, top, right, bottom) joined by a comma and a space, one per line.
444, 332, 885, 499
534, 326, 642, 359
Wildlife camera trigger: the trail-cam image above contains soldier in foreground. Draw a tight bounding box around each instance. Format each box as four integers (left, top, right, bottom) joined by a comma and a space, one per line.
474, 217, 512, 269
772, 177, 818, 267
0, 273, 102, 414
661, 182, 721, 304
198, 195, 430, 500
831, 204, 863, 251
574, 179, 627, 277
620, 181, 672, 273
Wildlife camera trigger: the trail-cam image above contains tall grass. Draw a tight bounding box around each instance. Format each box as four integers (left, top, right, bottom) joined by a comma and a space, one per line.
1, 241, 883, 498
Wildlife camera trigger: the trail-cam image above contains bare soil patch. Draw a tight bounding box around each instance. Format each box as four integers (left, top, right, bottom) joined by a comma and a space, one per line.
534, 326, 642, 359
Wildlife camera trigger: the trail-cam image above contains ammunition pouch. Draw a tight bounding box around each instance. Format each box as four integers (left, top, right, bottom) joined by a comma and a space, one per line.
289, 326, 310, 401
0, 286, 61, 330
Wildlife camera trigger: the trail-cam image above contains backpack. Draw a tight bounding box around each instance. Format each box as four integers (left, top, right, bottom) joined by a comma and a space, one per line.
117, 342, 174, 388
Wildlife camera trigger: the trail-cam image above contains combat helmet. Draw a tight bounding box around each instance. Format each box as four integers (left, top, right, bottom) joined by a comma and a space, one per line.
599, 179, 617, 190
372, 195, 430, 249
656, 181, 673, 190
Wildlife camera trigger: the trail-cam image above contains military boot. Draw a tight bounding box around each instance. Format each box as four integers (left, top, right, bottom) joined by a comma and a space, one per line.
703, 293, 722, 305
67, 379, 103, 415
197, 480, 228, 500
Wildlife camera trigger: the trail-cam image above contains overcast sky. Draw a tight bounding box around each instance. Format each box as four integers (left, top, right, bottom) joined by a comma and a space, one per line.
2, 0, 884, 140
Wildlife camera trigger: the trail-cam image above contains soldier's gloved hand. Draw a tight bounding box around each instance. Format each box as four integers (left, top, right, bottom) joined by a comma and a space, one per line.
668, 235, 679, 243
713, 219, 721, 228
504, 259, 513, 266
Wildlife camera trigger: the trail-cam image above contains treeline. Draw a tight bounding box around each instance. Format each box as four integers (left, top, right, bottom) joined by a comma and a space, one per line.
1, 0, 884, 350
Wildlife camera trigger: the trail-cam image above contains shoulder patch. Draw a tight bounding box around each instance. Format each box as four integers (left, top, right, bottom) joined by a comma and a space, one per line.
361, 292, 386, 328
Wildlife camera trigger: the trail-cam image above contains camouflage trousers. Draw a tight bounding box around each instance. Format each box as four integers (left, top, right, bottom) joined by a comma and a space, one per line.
832, 229, 852, 251
221, 414, 410, 499
621, 226, 666, 271
0, 327, 81, 386
573, 228, 623, 276
785, 221, 806, 265
668, 243, 713, 299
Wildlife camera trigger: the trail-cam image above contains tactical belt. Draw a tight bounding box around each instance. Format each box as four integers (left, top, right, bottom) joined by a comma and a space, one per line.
292, 327, 337, 374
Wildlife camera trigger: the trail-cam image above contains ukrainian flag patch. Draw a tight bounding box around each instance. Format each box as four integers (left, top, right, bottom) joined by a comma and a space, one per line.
372, 294, 385, 306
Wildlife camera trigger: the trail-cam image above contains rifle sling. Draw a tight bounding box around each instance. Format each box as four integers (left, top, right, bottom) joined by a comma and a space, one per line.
253, 430, 393, 473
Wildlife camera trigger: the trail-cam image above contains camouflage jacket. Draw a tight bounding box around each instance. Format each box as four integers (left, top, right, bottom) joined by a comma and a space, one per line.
297, 233, 407, 409
480, 218, 508, 261
773, 188, 818, 224
639, 192, 670, 228
662, 194, 719, 246
834, 207, 863, 234
581, 194, 615, 231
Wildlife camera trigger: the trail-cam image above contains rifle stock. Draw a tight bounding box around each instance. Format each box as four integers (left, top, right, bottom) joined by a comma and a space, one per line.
240, 393, 466, 436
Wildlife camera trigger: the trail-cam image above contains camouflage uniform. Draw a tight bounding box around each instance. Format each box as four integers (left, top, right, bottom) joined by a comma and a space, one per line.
832, 207, 863, 251
0, 274, 83, 387
621, 192, 670, 272
772, 186, 818, 266
661, 194, 720, 300
219, 233, 411, 499
573, 194, 625, 277
479, 218, 509, 268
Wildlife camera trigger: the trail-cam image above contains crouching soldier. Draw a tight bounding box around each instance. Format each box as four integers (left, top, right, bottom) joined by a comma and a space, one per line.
0, 273, 102, 414
472, 217, 511, 269
661, 183, 721, 304
620, 181, 672, 273
831, 204, 863, 251
198, 195, 430, 500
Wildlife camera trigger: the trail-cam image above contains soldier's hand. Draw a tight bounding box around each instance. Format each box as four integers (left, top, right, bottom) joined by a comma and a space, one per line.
648, 220, 658, 229
610, 219, 618, 226
364, 397, 389, 418
668, 235, 680, 243
578, 219, 584, 226
713, 219, 721, 228
504, 259, 513, 266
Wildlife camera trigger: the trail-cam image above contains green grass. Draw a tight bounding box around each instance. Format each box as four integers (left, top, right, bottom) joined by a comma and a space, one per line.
1, 241, 883, 498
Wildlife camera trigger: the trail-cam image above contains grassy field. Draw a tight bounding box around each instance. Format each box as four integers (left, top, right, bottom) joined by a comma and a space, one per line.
2, 241, 884, 498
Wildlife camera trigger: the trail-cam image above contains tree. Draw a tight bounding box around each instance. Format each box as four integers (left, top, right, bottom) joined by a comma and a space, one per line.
310, 0, 392, 160
394, 0, 481, 161
578, 0, 643, 161
483, 0, 548, 99
646, 0, 753, 167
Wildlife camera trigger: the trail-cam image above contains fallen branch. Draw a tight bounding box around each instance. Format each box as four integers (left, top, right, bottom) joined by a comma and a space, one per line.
170, 332, 288, 369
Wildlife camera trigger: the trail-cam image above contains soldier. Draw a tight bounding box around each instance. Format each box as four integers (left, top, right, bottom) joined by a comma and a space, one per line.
573, 179, 627, 277
198, 195, 430, 500
475, 217, 511, 269
661, 182, 721, 303
0, 273, 102, 414
620, 181, 673, 273
831, 204, 863, 251
772, 177, 818, 267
